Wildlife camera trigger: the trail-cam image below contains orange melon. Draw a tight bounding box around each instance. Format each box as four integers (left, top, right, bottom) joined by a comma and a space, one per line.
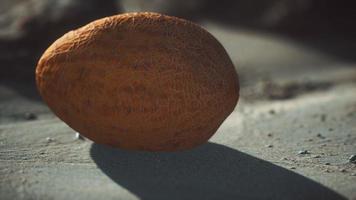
36, 12, 239, 151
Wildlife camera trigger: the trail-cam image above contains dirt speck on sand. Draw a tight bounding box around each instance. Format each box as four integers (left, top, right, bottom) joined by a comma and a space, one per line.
24, 112, 37, 120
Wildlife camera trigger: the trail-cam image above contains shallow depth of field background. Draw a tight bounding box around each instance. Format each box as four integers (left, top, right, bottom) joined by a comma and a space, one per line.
1, 0, 356, 99
0, 1, 355, 200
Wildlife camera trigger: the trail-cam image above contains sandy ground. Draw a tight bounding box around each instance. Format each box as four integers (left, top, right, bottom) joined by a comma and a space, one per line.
0, 22, 355, 200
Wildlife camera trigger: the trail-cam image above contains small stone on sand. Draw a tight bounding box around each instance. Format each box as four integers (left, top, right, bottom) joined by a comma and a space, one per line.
348, 155, 356, 164
298, 150, 309, 155
339, 169, 346, 173
75, 132, 85, 140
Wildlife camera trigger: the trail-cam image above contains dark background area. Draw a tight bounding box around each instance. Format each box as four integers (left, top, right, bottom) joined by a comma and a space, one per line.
1, 0, 355, 83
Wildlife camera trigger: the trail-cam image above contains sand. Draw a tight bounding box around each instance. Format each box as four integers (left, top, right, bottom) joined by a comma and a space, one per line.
0, 22, 355, 200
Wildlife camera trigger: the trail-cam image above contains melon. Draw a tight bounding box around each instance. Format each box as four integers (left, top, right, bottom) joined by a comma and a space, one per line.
36, 12, 239, 151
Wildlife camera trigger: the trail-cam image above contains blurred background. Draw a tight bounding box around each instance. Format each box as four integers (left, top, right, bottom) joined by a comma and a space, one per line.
0, 0, 356, 100
1, 1, 356, 199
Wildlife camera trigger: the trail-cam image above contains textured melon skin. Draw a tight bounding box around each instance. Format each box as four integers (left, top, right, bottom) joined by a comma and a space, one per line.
36, 12, 239, 151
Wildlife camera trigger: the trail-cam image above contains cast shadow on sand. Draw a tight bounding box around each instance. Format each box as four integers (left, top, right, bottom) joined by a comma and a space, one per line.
90, 142, 346, 200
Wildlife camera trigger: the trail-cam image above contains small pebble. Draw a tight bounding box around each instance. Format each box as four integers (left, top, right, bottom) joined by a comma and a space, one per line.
24, 112, 37, 120
339, 169, 346, 173
74, 132, 85, 140
266, 144, 273, 148
325, 162, 330, 165
348, 155, 356, 164
351, 173, 356, 176
312, 155, 321, 158
298, 150, 309, 155
267, 133, 273, 137
46, 137, 53, 142
290, 167, 296, 170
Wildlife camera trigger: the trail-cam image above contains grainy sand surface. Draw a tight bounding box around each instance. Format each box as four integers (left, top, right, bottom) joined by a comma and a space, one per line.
1, 22, 355, 200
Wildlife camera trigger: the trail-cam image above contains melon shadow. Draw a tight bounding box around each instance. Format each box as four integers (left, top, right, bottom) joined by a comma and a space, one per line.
90, 142, 346, 200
